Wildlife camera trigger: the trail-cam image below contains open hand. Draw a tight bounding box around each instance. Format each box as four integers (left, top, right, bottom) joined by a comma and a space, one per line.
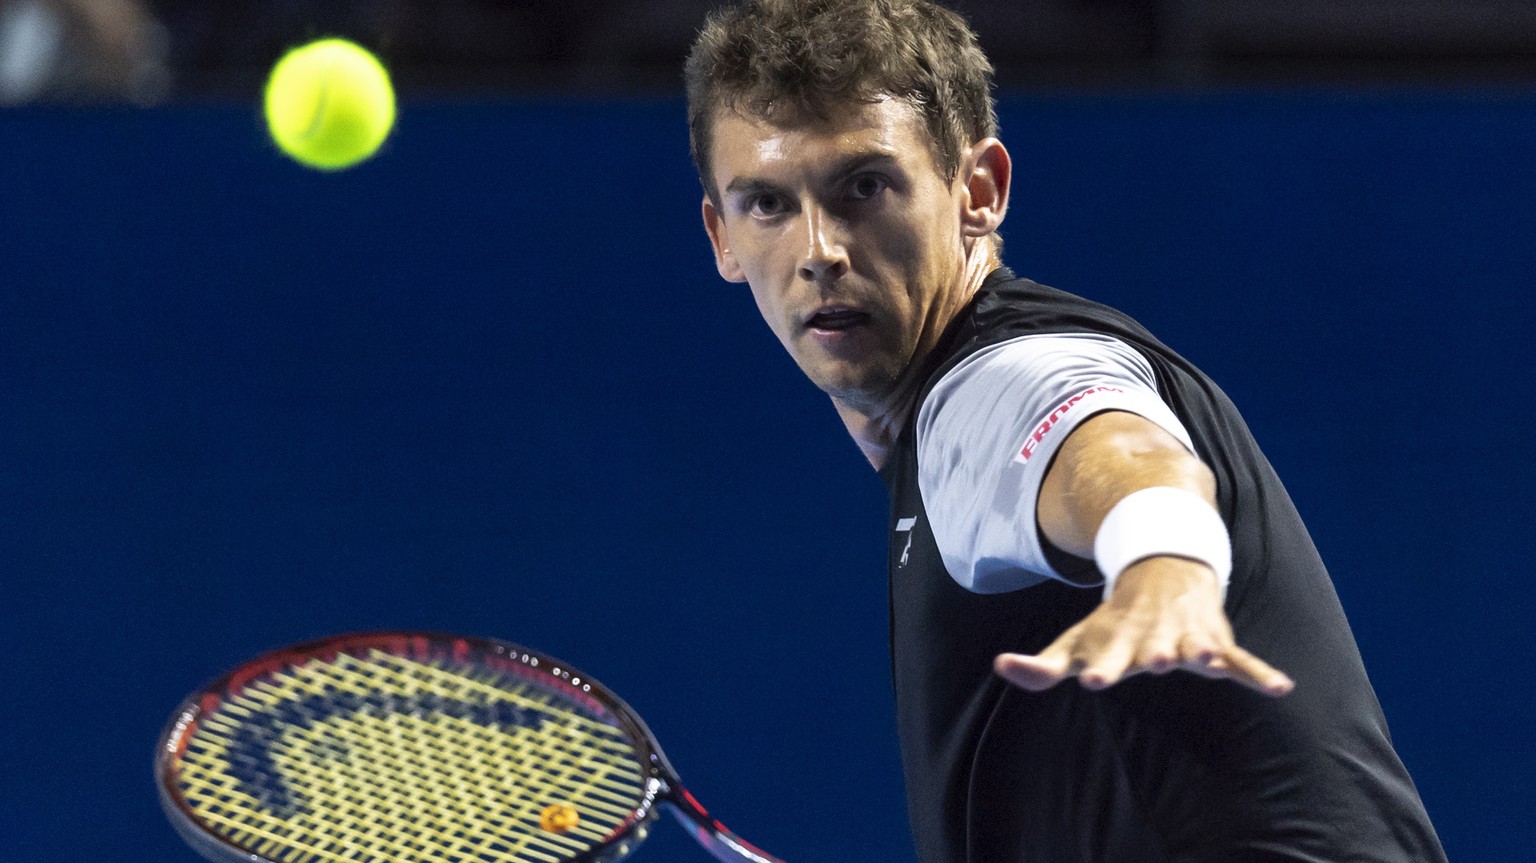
993, 557, 1294, 696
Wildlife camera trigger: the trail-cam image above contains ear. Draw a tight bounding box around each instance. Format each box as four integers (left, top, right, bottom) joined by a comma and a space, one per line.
958, 138, 1011, 240
702, 195, 747, 283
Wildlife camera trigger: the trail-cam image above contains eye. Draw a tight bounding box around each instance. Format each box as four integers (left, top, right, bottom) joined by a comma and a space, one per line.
847, 174, 888, 201
747, 193, 788, 218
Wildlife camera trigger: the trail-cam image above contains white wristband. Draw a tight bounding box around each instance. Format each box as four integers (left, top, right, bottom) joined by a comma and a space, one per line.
1093, 486, 1231, 601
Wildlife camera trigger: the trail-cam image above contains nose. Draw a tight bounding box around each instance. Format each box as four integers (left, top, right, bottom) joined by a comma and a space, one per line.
797, 204, 849, 283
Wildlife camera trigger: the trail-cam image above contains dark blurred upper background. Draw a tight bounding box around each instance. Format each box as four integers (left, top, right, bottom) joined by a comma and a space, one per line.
3, 0, 1536, 105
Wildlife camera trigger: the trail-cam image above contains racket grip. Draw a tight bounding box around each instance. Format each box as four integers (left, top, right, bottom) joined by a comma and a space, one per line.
665, 788, 787, 863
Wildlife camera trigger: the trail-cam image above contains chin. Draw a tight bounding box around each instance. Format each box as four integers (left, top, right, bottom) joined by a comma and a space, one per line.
810, 369, 900, 410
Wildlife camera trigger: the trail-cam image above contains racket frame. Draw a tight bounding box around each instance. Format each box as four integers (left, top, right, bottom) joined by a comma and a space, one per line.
154, 632, 777, 863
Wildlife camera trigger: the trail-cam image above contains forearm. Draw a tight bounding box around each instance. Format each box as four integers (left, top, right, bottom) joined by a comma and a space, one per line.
1003, 411, 1289, 694
1037, 410, 1216, 560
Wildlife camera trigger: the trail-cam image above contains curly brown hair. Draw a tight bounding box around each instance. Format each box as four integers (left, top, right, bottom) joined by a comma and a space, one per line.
685, 0, 998, 202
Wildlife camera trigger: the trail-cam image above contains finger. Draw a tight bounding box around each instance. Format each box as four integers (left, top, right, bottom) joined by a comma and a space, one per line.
1177, 640, 1293, 694
1078, 634, 1139, 690
1178, 632, 1222, 667
1136, 627, 1182, 675
1218, 645, 1296, 696
1181, 654, 1233, 680
994, 651, 1074, 692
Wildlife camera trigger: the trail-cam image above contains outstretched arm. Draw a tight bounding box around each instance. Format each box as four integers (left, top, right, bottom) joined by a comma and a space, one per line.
993, 410, 1294, 696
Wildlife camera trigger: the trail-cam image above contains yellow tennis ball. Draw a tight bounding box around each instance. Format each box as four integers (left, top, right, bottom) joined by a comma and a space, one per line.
264, 38, 395, 171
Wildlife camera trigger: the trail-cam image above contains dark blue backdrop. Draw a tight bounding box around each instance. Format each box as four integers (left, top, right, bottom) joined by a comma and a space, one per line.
3, 92, 1532, 861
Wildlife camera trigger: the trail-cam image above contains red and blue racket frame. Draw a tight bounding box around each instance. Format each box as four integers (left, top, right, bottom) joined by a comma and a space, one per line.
154, 631, 787, 863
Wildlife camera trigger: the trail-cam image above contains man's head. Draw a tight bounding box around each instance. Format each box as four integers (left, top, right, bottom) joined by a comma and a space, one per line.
686, 0, 1011, 425
685, 0, 997, 204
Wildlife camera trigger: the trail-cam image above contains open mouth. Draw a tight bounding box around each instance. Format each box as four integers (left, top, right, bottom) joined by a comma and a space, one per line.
805, 308, 871, 332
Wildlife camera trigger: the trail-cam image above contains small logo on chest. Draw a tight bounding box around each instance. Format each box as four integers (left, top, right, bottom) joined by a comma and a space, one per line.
894, 516, 918, 567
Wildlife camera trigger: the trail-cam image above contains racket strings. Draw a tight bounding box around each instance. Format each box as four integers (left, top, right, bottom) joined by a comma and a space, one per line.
173, 649, 650, 863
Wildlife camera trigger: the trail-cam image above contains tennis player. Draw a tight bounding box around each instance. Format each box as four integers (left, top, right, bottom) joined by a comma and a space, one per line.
685, 1, 1446, 861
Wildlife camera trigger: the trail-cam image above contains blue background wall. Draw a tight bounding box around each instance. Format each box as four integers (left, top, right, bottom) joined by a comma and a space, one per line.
3, 93, 1533, 860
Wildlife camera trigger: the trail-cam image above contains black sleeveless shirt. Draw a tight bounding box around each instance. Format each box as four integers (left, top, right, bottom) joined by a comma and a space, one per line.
879, 270, 1444, 863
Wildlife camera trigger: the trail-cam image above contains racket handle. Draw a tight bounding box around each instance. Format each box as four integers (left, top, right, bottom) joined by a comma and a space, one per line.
665, 786, 787, 863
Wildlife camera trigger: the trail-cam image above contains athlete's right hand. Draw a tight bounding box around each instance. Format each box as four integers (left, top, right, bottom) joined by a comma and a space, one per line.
992, 555, 1294, 696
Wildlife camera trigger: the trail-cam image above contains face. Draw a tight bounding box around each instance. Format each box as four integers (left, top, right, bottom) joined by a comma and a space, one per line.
702, 97, 996, 414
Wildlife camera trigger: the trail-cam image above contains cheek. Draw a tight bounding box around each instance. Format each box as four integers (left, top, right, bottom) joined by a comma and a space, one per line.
731, 230, 790, 285
733, 238, 798, 323
864, 213, 951, 294
873, 199, 953, 266
746, 283, 795, 346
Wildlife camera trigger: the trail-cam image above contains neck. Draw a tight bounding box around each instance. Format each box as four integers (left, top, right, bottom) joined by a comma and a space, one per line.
835, 248, 1001, 470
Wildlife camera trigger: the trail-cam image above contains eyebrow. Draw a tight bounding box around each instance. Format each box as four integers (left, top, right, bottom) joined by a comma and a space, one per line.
723, 150, 901, 197
723, 177, 778, 197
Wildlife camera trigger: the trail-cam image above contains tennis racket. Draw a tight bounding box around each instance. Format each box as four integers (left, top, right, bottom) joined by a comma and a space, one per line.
155, 631, 786, 863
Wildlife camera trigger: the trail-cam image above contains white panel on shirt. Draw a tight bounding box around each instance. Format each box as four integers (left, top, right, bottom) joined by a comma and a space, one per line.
914, 333, 1194, 594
